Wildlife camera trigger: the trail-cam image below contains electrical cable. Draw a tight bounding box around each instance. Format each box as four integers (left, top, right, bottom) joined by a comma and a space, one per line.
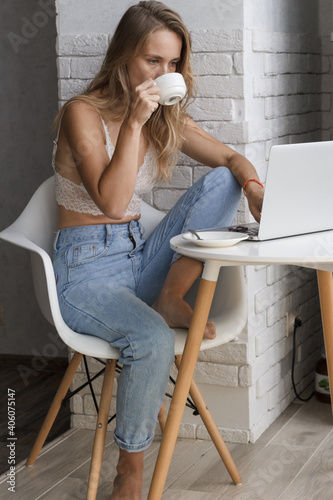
291, 316, 315, 402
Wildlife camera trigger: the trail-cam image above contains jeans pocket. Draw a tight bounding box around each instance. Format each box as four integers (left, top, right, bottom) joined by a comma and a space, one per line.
70, 240, 109, 267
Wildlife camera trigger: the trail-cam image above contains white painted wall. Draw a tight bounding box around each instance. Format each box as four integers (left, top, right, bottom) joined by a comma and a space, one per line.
56, 0, 244, 34
244, 0, 320, 33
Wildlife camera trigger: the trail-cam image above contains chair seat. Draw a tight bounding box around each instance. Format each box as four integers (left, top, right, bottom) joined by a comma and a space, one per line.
53, 321, 240, 362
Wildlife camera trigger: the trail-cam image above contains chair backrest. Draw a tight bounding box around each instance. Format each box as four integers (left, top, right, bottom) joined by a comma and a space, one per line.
0, 176, 165, 328
0, 178, 57, 324
1, 176, 165, 256
3, 177, 58, 256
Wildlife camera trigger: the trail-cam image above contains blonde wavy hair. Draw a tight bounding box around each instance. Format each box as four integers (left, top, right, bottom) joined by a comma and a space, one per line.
55, 1, 196, 182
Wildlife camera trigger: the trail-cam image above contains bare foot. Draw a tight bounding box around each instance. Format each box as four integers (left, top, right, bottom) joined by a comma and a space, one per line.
111, 449, 143, 500
153, 293, 216, 339
111, 473, 142, 499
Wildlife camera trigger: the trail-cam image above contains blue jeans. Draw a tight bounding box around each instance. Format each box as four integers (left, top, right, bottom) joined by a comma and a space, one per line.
52, 167, 241, 452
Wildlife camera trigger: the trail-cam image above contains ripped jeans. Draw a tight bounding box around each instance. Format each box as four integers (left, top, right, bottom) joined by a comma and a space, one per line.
52, 167, 241, 452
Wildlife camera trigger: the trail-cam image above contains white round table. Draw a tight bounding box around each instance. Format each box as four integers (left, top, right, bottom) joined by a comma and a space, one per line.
148, 230, 333, 499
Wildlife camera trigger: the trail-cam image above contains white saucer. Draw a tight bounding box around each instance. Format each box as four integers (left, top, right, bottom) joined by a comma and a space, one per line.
182, 231, 248, 247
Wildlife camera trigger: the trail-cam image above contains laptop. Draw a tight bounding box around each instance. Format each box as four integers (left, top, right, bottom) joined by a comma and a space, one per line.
225, 140, 333, 241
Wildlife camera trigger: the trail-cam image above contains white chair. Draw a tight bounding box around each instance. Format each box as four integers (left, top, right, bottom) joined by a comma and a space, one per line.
0, 176, 247, 499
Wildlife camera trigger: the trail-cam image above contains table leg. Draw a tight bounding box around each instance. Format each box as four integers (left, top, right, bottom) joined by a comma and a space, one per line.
174, 355, 242, 484
147, 275, 218, 500
316, 270, 333, 416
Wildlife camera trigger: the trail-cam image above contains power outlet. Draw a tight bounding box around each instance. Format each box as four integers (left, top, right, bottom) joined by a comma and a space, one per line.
286, 310, 299, 336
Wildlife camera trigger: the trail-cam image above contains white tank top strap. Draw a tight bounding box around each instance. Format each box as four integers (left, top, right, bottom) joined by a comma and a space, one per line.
98, 116, 114, 157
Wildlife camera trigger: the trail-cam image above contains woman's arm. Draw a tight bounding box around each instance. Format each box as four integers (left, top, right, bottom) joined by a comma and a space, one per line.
181, 118, 264, 222
61, 79, 159, 220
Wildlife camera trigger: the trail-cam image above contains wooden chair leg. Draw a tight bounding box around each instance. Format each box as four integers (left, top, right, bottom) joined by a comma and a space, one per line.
26, 351, 83, 466
175, 355, 242, 485
158, 403, 167, 434
317, 270, 333, 416
87, 359, 117, 500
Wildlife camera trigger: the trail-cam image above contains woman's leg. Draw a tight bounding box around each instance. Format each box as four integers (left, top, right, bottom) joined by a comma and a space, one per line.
59, 283, 174, 498
59, 282, 175, 449
111, 449, 144, 500
152, 255, 217, 338
54, 223, 175, 498
137, 167, 241, 335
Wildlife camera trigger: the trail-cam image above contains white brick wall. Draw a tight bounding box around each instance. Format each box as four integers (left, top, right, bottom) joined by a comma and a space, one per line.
56, 1, 329, 443
240, 26, 326, 441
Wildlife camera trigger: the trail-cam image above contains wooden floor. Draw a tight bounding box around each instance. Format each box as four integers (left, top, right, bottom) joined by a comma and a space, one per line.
0, 396, 332, 499
0, 355, 70, 474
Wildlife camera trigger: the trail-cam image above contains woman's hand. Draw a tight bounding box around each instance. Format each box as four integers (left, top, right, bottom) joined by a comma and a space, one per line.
128, 78, 160, 127
244, 182, 264, 222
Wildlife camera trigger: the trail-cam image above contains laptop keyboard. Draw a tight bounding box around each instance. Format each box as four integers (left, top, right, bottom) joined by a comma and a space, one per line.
228, 225, 259, 237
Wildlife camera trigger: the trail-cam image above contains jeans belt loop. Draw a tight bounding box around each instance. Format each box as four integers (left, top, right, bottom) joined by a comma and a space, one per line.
106, 224, 112, 247
53, 230, 60, 251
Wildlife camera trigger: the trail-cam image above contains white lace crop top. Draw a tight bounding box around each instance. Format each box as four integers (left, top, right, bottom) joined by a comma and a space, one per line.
52, 112, 157, 217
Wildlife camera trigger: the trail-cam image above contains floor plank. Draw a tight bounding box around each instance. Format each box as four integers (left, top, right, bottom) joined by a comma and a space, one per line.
221, 443, 316, 500
169, 442, 250, 494
256, 402, 302, 445
143, 439, 213, 498
67, 436, 161, 499
279, 429, 333, 500
0, 429, 94, 499
162, 489, 224, 499
0, 355, 70, 474
269, 397, 333, 448
0, 397, 332, 499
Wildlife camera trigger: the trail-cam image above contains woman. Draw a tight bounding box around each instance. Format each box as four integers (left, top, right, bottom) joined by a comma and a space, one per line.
52, 1, 264, 498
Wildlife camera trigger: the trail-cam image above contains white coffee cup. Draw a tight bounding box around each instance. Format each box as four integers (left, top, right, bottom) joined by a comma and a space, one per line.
154, 73, 187, 106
